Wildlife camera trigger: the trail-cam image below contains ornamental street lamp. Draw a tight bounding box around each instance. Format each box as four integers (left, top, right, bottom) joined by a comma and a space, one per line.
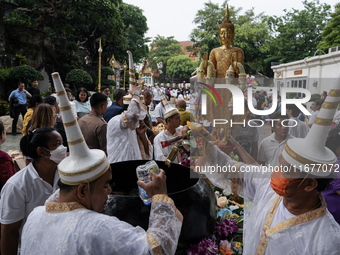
98, 39, 103, 92
122, 61, 128, 90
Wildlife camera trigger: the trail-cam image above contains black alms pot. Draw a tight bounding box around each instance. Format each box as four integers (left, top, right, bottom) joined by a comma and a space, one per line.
102, 160, 216, 245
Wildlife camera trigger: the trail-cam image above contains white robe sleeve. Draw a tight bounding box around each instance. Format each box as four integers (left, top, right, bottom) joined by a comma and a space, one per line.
147, 195, 183, 255
154, 132, 167, 161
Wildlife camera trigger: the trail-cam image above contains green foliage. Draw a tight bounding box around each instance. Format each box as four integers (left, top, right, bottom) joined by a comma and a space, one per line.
190, 1, 273, 76
101, 79, 116, 88
0, 68, 12, 82
101, 67, 115, 76
9, 65, 44, 85
148, 35, 184, 83
167, 55, 197, 80
266, 0, 331, 63
65, 69, 93, 89
318, 3, 340, 52
310, 93, 321, 101
15, 54, 28, 65
0, 100, 9, 116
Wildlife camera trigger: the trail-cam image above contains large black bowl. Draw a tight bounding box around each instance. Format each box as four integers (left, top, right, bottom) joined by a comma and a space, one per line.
103, 160, 216, 245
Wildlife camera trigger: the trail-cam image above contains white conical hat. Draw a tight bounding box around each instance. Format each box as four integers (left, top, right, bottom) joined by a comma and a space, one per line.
123, 50, 137, 105
282, 82, 340, 177
52, 73, 109, 185
156, 86, 179, 120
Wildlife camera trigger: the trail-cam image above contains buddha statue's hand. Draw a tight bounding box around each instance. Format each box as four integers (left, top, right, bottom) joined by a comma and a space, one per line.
138, 169, 168, 197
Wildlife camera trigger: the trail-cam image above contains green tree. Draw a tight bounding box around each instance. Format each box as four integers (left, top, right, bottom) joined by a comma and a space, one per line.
266, 0, 331, 64
317, 3, 340, 52
148, 35, 184, 83
9, 65, 44, 85
189, 1, 273, 76
65, 69, 93, 89
167, 55, 197, 81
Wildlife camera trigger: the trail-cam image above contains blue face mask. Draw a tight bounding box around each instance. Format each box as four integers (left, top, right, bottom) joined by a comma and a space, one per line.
44, 145, 67, 164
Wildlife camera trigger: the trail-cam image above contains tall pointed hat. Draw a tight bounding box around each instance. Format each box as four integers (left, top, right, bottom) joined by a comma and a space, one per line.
123, 50, 136, 105
156, 86, 179, 120
52, 73, 110, 185
282, 81, 340, 176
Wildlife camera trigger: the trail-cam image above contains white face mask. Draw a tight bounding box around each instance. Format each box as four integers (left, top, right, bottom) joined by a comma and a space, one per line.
44, 145, 67, 164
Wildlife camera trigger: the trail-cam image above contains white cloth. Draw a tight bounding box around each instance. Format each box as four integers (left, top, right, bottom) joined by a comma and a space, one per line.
177, 94, 184, 100
154, 127, 182, 164
288, 117, 309, 138
107, 98, 152, 163
154, 103, 166, 121
200, 143, 340, 255
69, 101, 77, 117
258, 132, 294, 167
0, 163, 59, 242
252, 97, 257, 108
333, 110, 340, 125
107, 97, 113, 108
20, 192, 182, 255
270, 198, 296, 227
152, 87, 161, 101
308, 110, 319, 125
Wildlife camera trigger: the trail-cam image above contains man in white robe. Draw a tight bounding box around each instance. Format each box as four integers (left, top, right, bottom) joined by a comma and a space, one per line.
153, 87, 188, 164
107, 91, 152, 164
193, 87, 340, 254
20, 74, 182, 255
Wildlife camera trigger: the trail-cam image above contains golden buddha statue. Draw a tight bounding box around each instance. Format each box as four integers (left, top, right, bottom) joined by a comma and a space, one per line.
209, 5, 244, 79
196, 5, 245, 143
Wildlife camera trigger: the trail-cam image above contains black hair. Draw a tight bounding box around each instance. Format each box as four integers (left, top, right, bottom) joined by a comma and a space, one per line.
269, 111, 289, 126
326, 127, 340, 155
314, 177, 332, 192
58, 175, 101, 193
286, 104, 301, 118
43, 96, 57, 106
100, 86, 109, 92
113, 89, 126, 102
75, 87, 89, 102
314, 99, 324, 107
322, 91, 327, 97
20, 127, 55, 161
30, 94, 43, 108
65, 88, 72, 94
18, 82, 24, 86
90, 92, 107, 109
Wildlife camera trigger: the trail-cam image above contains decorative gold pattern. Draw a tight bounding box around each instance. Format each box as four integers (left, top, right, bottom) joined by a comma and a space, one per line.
147, 233, 162, 255
60, 163, 110, 185
255, 195, 326, 254
152, 194, 183, 223
123, 97, 132, 101
137, 133, 151, 160
52, 73, 59, 79
63, 119, 77, 128
129, 68, 134, 72
122, 112, 135, 130
328, 89, 340, 97
46, 202, 85, 213
56, 90, 66, 96
322, 101, 339, 109
59, 156, 107, 176
60, 105, 72, 112
129, 74, 135, 78
284, 143, 334, 170
164, 108, 179, 119
67, 137, 85, 146
314, 117, 333, 126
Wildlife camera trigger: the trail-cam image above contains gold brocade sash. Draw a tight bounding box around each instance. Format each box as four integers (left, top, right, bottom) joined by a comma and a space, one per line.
255, 195, 327, 255
137, 133, 151, 160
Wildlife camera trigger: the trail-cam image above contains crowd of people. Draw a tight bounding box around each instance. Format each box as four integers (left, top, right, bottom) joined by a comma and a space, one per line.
0, 79, 340, 254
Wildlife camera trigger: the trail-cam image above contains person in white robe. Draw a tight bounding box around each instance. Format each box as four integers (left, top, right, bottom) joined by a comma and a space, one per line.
153, 87, 188, 164
107, 88, 152, 164
193, 87, 340, 254
20, 73, 182, 255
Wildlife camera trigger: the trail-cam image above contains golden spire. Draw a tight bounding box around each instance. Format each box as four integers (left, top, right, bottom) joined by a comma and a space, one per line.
226, 5, 229, 20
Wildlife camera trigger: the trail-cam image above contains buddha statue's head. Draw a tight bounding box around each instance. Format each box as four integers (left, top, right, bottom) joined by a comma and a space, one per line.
219, 5, 235, 47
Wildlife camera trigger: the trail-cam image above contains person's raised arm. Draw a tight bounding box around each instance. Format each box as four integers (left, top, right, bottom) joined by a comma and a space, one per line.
138, 170, 182, 255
